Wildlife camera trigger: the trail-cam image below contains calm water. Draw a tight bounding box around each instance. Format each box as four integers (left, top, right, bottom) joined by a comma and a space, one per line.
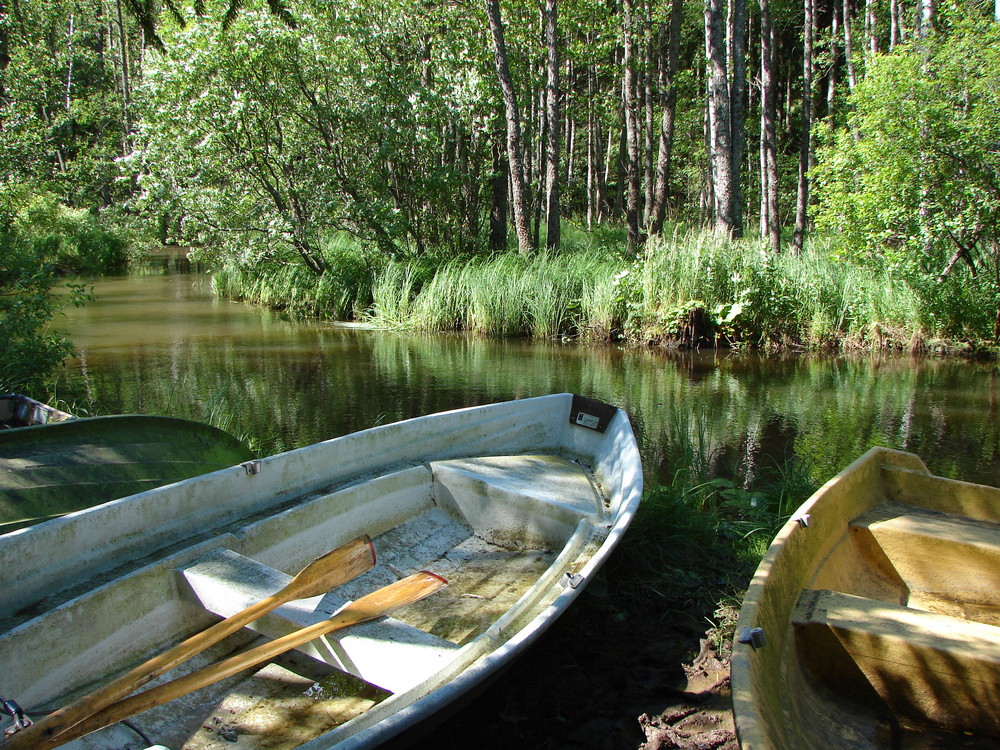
53, 271, 1000, 492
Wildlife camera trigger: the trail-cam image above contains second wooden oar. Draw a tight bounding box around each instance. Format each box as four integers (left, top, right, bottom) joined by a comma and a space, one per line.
47, 570, 448, 748
3, 535, 376, 750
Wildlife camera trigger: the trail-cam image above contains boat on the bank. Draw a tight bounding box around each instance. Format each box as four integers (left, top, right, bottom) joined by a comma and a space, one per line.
0, 394, 75, 429
0, 394, 642, 749
0, 414, 255, 534
732, 447, 1000, 750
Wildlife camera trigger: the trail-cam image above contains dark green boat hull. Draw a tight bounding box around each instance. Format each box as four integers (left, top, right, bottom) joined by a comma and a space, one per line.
0, 416, 254, 533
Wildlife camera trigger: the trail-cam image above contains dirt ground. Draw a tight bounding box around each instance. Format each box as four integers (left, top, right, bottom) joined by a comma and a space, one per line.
418, 589, 738, 750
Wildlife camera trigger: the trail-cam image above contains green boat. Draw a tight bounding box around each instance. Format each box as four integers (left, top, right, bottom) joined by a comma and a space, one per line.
0, 414, 255, 534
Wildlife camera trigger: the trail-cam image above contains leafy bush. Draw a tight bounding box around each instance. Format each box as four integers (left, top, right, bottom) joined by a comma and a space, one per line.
814, 17, 1000, 342
4, 189, 129, 274
0, 241, 89, 392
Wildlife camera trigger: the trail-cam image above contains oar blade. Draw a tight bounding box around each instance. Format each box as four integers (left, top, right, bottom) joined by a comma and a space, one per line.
331, 570, 448, 626
289, 534, 377, 599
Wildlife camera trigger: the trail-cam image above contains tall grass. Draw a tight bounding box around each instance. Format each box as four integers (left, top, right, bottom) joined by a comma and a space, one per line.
212, 235, 379, 319
628, 229, 952, 349
210, 224, 996, 351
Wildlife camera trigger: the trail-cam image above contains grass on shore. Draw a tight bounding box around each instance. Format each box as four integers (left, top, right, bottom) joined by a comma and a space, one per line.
208, 223, 998, 353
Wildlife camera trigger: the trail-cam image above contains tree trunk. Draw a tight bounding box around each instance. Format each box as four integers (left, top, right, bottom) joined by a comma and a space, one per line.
484, 0, 535, 255
114, 0, 132, 149
759, 0, 780, 251
622, 0, 642, 252
828, 0, 839, 120
842, 0, 857, 93
890, 0, 901, 49
490, 120, 509, 252
704, 0, 736, 234
0, 0, 9, 110
865, 0, 877, 59
648, 0, 684, 235
728, 0, 746, 237
792, 0, 814, 253
543, 0, 560, 249
643, 14, 655, 227
587, 106, 595, 229
916, 0, 934, 38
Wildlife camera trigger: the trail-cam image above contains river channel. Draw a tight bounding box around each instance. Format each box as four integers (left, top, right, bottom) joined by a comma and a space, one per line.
54, 270, 1000, 493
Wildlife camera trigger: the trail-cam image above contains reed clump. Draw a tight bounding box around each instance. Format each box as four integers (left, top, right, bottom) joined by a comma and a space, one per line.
209, 225, 997, 352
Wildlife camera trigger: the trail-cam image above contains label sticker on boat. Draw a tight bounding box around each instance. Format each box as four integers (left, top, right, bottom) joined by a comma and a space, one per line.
570, 395, 617, 433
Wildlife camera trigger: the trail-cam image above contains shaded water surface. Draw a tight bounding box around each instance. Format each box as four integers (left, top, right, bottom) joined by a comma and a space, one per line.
55, 272, 1000, 490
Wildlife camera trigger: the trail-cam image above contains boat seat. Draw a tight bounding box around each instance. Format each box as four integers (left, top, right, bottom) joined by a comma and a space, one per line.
792, 588, 1000, 737
430, 454, 605, 549
178, 548, 460, 695
850, 504, 1000, 625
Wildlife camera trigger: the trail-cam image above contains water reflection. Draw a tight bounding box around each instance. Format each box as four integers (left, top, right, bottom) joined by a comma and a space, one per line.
55, 274, 1000, 490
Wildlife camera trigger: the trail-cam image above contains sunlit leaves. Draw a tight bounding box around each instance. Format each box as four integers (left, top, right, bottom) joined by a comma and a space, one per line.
134, 0, 497, 262
815, 17, 1000, 276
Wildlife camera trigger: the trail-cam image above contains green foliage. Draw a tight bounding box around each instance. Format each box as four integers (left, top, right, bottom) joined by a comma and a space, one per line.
1, 0, 139, 211
4, 190, 130, 274
619, 229, 930, 348
135, 0, 495, 264
211, 236, 383, 319
0, 241, 85, 393
212, 223, 1000, 350
814, 17, 1000, 340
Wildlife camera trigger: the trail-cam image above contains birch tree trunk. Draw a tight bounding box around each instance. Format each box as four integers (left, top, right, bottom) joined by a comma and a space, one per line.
543, 0, 560, 249
115, 0, 133, 149
643, 15, 655, 227
792, 0, 814, 252
865, 0, 877, 59
622, 0, 642, 251
728, 0, 746, 238
890, 0, 901, 49
916, 0, 934, 38
648, 0, 684, 235
484, 0, 535, 254
842, 0, 858, 93
705, 0, 736, 234
759, 0, 780, 251
0, 0, 9, 110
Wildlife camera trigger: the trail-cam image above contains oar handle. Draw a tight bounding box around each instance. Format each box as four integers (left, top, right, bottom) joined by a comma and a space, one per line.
47, 571, 447, 748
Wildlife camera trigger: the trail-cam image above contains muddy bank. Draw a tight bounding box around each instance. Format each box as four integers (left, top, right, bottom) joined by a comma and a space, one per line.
420, 589, 737, 750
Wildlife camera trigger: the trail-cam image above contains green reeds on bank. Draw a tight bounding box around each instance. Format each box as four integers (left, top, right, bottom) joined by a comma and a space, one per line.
211, 235, 378, 319
209, 225, 993, 351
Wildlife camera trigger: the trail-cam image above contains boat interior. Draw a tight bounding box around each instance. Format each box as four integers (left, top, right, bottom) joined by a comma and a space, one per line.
737, 448, 1000, 750
1, 452, 612, 749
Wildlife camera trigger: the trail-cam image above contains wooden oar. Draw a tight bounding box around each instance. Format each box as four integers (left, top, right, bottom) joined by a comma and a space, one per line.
46, 570, 448, 748
2, 535, 376, 750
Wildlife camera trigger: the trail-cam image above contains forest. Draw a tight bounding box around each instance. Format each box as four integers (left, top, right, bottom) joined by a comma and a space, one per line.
2, 0, 1000, 389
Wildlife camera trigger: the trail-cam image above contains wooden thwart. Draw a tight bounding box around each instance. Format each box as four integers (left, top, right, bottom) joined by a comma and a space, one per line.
793, 588, 1000, 736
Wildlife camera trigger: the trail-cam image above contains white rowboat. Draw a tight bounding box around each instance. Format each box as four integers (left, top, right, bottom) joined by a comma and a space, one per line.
0, 394, 642, 749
